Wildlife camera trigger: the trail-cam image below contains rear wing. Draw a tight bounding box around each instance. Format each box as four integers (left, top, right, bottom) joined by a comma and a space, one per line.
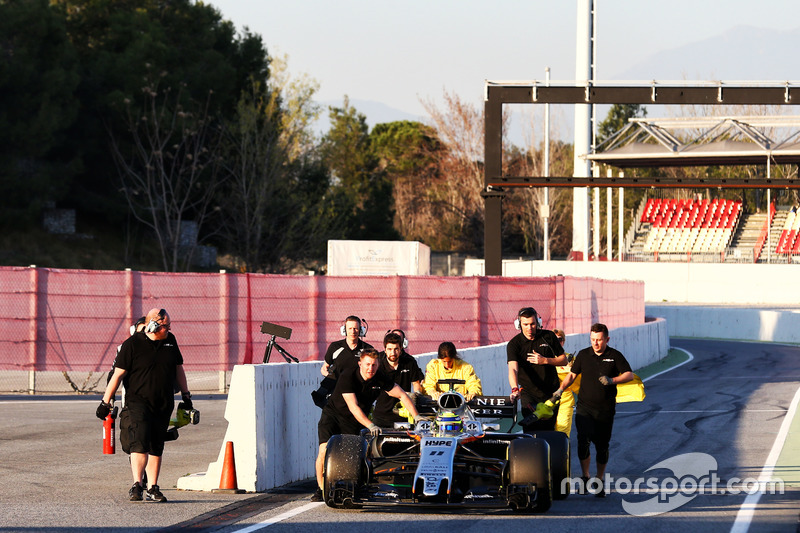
468, 396, 517, 419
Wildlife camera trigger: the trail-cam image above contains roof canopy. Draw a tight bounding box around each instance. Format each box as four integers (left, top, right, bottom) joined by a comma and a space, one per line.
589, 116, 800, 168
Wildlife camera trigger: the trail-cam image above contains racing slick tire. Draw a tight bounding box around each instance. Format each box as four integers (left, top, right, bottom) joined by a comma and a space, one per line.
531, 430, 570, 500
508, 437, 552, 513
323, 434, 368, 508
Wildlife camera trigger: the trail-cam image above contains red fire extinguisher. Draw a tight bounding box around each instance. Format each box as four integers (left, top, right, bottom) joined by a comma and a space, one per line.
103, 404, 118, 455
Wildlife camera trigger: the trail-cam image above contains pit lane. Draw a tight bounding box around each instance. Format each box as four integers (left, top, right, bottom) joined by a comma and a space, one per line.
1, 339, 799, 532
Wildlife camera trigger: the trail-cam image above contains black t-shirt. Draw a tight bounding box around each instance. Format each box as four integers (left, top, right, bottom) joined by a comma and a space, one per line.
116, 331, 183, 413
571, 346, 632, 413
506, 330, 565, 404
372, 352, 424, 423
325, 366, 395, 420
324, 338, 374, 379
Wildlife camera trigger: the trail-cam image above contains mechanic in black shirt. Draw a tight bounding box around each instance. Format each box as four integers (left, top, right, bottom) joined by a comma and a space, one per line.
313, 348, 420, 501
372, 331, 424, 428
507, 307, 567, 432
320, 315, 374, 380
556, 323, 633, 497
97, 308, 192, 503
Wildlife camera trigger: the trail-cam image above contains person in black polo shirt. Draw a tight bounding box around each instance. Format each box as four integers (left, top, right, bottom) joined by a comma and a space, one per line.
320, 315, 374, 380
96, 308, 192, 503
556, 323, 633, 497
372, 331, 424, 428
312, 348, 420, 501
507, 307, 567, 432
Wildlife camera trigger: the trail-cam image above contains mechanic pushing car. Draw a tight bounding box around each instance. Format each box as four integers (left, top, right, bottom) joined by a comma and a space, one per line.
507, 307, 568, 432
556, 323, 633, 497
313, 348, 422, 502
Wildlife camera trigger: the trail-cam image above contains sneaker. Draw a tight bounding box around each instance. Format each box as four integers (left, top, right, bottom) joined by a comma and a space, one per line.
310, 488, 323, 502
129, 482, 143, 501
588, 477, 605, 498
595, 479, 606, 498
579, 476, 590, 495
146, 484, 167, 502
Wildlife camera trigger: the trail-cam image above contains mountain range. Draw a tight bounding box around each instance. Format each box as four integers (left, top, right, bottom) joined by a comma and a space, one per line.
316, 26, 800, 146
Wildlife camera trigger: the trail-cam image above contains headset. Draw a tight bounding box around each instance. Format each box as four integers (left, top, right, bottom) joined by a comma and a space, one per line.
514, 307, 540, 330
145, 309, 168, 333
129, 316, 147, 336
340, 316, 368, 337
385, 329, 409, 350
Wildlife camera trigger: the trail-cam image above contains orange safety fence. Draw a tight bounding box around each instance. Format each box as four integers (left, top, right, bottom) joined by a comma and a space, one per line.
0, 267, 644, 372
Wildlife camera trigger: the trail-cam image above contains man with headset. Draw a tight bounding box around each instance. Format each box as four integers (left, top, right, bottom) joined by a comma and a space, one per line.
372, 331, 424, 428
96, 308, 192, 503
313, 348, 421, 501
320, 315, 373, 380
507, 307, 567, 432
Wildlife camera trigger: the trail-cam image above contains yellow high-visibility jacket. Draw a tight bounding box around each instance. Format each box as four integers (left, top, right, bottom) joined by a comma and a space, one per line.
423, 358, 482, 399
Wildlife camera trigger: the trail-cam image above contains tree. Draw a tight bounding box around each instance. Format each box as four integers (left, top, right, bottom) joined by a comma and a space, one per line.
109, 73, 223, 272
321, 97, 399, 241
54, 0, 270, 224
596, 103, 647, 146
504, 141, 574, 257
214, 59, 337, 273
0, 0, 80, 225
370, 120, 446, 244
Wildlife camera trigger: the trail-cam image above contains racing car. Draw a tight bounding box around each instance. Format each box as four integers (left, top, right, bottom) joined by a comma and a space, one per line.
322, 379, 570, 512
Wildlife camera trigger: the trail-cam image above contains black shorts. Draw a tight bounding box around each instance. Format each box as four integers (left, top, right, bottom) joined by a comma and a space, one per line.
317, 407, 363, 445
575, 409, 614, 450
122, 404, 172, 456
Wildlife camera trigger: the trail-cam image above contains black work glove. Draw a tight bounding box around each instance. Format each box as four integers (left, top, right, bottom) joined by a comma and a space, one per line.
96, 400, 112, 420
180, 392, 193, 410
599, 375, 614, 386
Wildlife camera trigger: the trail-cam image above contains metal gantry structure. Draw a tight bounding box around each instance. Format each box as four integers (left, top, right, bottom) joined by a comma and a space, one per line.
483, 81, 800, 275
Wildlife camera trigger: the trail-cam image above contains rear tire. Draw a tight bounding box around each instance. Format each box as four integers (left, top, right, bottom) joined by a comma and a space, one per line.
323, 434, 368, 508
531, 430, 570, 500
508, 437, 552, 513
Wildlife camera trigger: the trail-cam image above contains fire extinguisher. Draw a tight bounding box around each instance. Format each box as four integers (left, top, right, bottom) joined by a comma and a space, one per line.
103, 403, 119, 455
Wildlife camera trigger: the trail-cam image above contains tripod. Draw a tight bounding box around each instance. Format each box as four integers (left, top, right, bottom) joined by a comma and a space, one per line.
263, 335, 298, 364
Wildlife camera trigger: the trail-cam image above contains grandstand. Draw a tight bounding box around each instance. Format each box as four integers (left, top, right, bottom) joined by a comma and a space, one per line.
627, 197, 799, 263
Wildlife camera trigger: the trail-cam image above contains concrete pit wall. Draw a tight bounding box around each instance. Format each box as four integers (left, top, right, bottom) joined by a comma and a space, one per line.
178, 318, 669, 492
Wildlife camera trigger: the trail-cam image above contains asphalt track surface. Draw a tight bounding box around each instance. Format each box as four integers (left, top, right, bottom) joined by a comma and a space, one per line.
1, 339, 799, 532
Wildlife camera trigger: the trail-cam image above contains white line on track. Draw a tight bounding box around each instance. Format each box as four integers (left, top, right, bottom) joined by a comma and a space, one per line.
642, 347, 694, 382
729, 383, 800, 533
230, 501, 324, 532
645, 346, 800, 531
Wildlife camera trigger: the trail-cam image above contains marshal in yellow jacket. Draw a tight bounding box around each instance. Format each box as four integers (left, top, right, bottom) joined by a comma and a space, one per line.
423, 358, 482, 400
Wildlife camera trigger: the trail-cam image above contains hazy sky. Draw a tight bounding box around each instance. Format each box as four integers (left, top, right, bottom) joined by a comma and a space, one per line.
207, 0, 800, 120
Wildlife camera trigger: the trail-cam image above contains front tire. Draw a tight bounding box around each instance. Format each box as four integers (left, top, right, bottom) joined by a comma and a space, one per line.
323, 434, 368, 508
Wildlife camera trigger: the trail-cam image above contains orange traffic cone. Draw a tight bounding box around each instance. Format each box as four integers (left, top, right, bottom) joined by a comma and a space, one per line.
212, 441, 244, 493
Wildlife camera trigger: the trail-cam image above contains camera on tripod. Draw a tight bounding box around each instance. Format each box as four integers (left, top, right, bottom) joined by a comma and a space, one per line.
260, 322, 297, 364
